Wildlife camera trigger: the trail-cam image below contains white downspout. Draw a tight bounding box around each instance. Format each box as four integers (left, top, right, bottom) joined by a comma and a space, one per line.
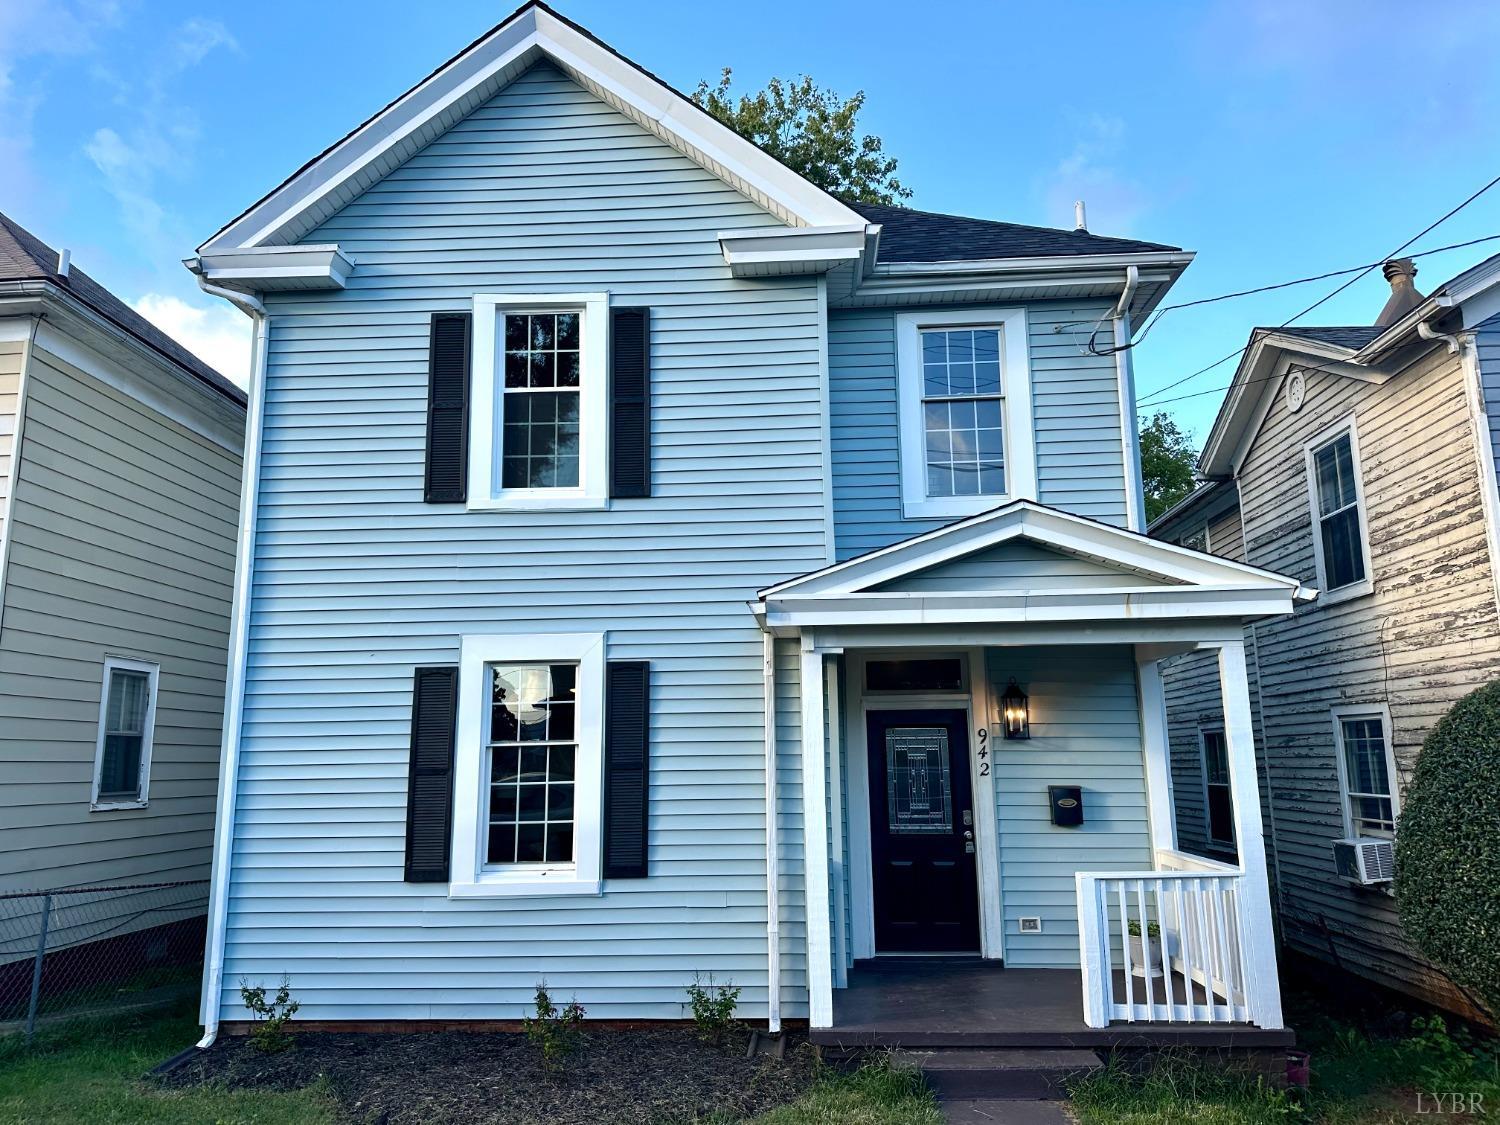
762, 628, 781, 1033
195, 274, 268, 1048
1113, 265, 1145, 531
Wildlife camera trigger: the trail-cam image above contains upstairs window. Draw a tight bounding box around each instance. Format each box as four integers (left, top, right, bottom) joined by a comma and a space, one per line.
1199, 728, 1234, 847
1333, 707, 1399, 839
92, 657, 159, 809
469, 293, 609, 510
896, 309, 1035, 520
1306, 425, 1370, 598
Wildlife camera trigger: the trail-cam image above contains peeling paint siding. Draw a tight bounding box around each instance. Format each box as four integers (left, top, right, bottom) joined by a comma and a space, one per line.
0, 344, 239, 889
222, 62, 825, 1022
828, 303, 1130, 561
1236, 341, 1500, 1015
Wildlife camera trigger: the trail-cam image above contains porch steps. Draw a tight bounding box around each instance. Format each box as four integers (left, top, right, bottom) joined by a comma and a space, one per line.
894, 1046, 1103, 1100
942, 1098, 1075, 1124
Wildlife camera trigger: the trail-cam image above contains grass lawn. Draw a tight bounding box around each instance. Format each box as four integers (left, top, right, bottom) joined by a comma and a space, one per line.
0, 1002, 337, 1125
1070, 1008, 1500, 1124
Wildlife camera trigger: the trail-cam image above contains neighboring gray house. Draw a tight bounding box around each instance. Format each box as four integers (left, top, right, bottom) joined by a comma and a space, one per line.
187, 2, 1308, 1055
0, 212, 245, 994
1152, 255, 1500, 1023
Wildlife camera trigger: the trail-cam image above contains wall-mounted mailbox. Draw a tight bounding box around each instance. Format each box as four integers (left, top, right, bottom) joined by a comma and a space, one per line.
1048, 785, 1084, 827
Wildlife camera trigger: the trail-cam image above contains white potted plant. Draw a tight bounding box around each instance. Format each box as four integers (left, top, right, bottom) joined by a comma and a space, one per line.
1126, 919, 1178, 978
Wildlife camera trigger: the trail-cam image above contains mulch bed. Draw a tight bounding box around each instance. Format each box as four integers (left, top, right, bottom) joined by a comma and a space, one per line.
157, 1027, 819, 1124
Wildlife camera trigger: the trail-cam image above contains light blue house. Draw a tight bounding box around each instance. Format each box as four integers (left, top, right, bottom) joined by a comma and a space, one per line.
188, 2, 1305, 1048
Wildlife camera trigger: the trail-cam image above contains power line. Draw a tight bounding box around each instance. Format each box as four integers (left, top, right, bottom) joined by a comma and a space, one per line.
1134, 172, 1500, 405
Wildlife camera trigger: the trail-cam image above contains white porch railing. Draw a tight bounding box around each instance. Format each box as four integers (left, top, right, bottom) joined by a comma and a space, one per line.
1076, 850, 1254, 1027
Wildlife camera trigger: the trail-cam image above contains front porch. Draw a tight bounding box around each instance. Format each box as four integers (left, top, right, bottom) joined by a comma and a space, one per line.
758, 502, 1313, 1038
814, 960, 1295, 1048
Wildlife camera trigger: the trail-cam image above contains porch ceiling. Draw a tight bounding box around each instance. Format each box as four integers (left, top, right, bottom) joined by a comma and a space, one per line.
758, 500, 1313, 634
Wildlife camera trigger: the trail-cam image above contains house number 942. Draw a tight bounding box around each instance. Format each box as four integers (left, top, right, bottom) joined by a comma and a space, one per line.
976, 727, 990, 775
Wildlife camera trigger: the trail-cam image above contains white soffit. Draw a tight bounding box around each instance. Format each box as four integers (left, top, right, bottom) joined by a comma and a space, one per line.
197, 3, 863, 255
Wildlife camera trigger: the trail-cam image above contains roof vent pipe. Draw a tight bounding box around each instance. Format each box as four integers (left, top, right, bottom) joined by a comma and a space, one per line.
56, 248, 70, 279
1074, 200, 1088, 232
1375, 258, 1423, 326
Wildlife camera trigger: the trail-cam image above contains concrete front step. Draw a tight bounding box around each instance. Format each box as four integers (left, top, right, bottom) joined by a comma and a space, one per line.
896, 1047, 1103, 1100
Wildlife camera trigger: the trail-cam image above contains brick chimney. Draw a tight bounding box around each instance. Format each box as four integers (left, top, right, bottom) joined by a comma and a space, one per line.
1375, 258, 1424, 326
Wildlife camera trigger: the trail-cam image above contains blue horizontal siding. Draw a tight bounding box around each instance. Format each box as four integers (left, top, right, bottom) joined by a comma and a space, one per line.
224, 61, 821, 1023
828, 305, 1130, 560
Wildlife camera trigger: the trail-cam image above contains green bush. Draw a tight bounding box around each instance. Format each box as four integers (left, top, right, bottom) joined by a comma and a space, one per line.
1395, 680, 1500, 1019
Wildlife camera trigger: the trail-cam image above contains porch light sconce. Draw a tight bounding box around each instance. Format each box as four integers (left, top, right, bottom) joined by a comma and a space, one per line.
1000, 679, 1030, 740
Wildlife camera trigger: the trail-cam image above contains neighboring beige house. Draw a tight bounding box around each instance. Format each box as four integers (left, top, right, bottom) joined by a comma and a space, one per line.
1152, 255, 1500, 1023
0, 212, 245, 931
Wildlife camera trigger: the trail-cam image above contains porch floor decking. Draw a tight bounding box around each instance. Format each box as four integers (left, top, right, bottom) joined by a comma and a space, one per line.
811, 961, 1294, 1049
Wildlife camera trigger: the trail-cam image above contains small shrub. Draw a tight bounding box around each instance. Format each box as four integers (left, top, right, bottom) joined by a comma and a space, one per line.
1126, 920, 1161, 939
1395, 680, 1500, 1019
524, 980, 585, 1073
686, 973, 741, 1044
238, 975, 300, 1054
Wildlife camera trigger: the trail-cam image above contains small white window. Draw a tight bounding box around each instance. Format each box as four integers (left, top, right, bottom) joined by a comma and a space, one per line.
1332, 706, 1399, 839
1180, 528, 1208, 554
896, 308, 1035, 519
469, 293, 609, 511
450, 633, 605, 897
1304, 422, 1371, 601
1198, 727, 1234, 846
91, 657, 159, 810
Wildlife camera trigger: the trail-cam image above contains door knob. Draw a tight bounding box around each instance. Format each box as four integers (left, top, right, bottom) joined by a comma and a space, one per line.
963, 830, 974, 840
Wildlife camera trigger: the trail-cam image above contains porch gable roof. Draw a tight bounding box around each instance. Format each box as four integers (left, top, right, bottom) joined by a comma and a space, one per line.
758, 500, 1313, 629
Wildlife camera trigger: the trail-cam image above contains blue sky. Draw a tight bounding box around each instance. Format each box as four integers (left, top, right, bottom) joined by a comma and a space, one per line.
4, 0, 1500, 442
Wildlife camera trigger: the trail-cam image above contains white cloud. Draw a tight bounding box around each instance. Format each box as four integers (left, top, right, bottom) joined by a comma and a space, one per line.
131, 293, 253, 388
1040, 114, 1149, 237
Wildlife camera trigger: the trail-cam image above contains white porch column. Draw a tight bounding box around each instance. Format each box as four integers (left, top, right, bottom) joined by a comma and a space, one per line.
799, 641, 835, 1028
1217, 639, 1284, 1029
1135, 655, 1177, 853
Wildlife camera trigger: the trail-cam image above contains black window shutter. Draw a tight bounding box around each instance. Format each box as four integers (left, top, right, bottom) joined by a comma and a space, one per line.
404, 666, 459, 882
424, 312, 471, 503
610, 307, 651, 498
603, 660, 650, 878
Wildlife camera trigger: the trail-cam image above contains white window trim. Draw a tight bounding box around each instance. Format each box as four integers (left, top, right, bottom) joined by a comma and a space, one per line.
1303, 418, 1374, 605
1330, 703, 1399, 840
450, 632, 605, 898
895, 307, 1036, 520
468, 292, 610, 512
90, 656, 160, 811
1197, 725, 1235, 848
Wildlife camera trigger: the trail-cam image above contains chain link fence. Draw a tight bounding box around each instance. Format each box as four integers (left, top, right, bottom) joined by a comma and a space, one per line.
0, 880, 209, 1037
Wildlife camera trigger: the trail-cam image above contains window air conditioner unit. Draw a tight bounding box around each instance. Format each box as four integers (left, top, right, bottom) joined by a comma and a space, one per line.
1332, 838, 1395, 885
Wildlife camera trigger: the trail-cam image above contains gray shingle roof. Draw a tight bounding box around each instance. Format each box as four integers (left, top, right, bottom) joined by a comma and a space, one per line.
1267, 325, 1383, 350
0, 212, 245, 407
847, 201, 1182, 264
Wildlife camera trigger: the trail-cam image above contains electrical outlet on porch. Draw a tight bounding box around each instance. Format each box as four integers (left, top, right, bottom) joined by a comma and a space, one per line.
1019, 917, 1043, 934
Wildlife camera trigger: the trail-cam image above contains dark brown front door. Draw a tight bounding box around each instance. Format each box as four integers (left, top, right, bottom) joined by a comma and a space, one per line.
867, 709, 981, 953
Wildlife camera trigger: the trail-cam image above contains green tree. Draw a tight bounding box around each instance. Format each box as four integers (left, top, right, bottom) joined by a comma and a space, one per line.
1139, 411, 1198, 524
691, 69, 911, 205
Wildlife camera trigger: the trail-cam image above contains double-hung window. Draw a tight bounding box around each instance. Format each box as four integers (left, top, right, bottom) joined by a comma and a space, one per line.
1199, 728, 1234, 847
91, 657, 159, 809
1332, 706, 1399, 839
1306, 424, 1371, 599
450, 633, 605, 897
896, 309, 1035, 519
469, 293, 609, 510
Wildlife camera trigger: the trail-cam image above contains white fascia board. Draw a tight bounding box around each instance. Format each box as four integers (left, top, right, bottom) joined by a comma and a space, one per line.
868, 250, 1195, 277
761, 500, 1307, 601
198, 6, 860, 254
191, 245, 354, 290
762, 586, 1299, 629
718, 225, 869, 277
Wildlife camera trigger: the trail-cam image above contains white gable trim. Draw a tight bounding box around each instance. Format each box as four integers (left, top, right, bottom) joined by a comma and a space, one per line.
761, 500, 1312, 601
199, 3, 863, 254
